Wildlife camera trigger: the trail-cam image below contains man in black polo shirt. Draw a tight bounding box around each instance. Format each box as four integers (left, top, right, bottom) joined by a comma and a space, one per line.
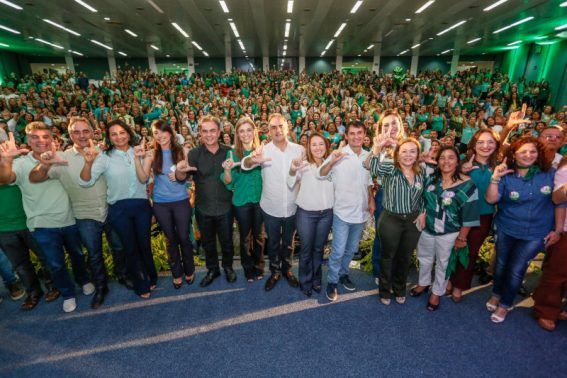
176, 115, 236, 287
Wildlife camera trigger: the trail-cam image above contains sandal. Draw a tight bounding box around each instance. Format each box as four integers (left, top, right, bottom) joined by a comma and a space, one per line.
490, 308, 508, 323
451, 289, 463, 303
173, 279, 183, 290
185, 274, 195, 285
409, 285, 430, 297
426, 294, 440, 311
486, 298, 499, 312
21, 295, 41, 311
140, 292, 151, 299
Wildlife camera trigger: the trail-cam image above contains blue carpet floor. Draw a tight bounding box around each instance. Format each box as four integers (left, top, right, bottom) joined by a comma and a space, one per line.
0, 265, 565, 377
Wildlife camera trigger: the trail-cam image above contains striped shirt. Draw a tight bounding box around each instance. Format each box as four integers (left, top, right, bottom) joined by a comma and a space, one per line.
369, 158, 425, 214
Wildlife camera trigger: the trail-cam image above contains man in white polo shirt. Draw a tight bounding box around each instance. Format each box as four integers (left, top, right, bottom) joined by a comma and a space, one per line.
318, 120, 374, 301
242, 113, 304, 292
0, 123, 93, 313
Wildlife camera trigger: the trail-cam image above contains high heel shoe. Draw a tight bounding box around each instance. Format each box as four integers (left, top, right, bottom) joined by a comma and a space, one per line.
185, 274, 195, 285
173, 280, 182, 290
409, 285, 430, 297
490, 308, 508, 323
486, 300, 498, 312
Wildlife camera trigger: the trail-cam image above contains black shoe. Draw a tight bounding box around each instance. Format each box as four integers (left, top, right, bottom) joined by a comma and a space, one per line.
326, 283, 338, 301
200, 270, 220, 287
284, 271, 299, 288
302, 289, 312, 297
173, 280, 183, 290
90, 287, 109, 309
339, 275, 356, 291
21, 295, 41, 311
264, 272, 281, 291
44, 287, 60, 302
225, 268, 237, 283
118, 276, 135, 290
313, 285, 321, 294
478, 272, 493, 285
409, 285, 430, 297
8, 281, 25, 300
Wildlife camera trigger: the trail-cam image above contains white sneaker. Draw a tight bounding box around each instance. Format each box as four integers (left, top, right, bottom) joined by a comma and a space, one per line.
374, 277, 380, 287
82, 282, 95, 296
395, 296, 406, 305
63, 298, 77, 313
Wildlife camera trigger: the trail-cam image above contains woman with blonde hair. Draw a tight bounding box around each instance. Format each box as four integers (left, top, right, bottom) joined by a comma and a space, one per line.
221, 117, 265, 282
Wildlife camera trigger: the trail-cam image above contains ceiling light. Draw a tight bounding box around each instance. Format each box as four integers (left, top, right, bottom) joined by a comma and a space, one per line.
415, 0, 435, 14
150, 44, 159, 50
399, 49, 409, 54
203, 51, 209, 56
191, 41, 203, 50
405, 18, 411, 22
534, 35, 548, 39
104, 17, 110, 21
366, 44, 374, 49
165, 54, 170, 57
493, 16, 534, 34
283, 45, 287, 50
0, 42, 10, 47
229, 22, 239, 38
146, 0, 164, 14
245, 55, 248, 58
238, 39, 245, 50
467, 37, 481, 44
43, 19, 81, 36
483, 0, 508, 12
437, 20, 466, 35
68, 49, 83, 56
74, 0, 97, 12
357, 54, 361, 56
441, 48, 453, 54
91, 39, 112, 50
219, 0, 229, 13
0, 0, 22, 10
555, 24, 567, 31
125, 29, 138, 37
283, 51, 286, 56
428, 37, 433, 40
411, 43, 421, 48
320, 51, 326, 56
0, 24, 20, 34
537, 40, 559, 45
561, 1, 567, 6
287, 0, 294, 13
350, 1, 363, 14
325, 40, 334, 50
284, 20, 291, 38
35, 38, 64, 49
507, 40, 522, 46
384, 30, 394, 37
171, 22, 189, 38
334, 22, 347, 38
116, 51, 126, 56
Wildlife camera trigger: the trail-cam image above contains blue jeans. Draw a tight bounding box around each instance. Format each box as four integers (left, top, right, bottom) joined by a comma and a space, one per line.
103, 223, 127, 278
76, 219, 107, 289
261, 210, 296, 274
327, 214, 365, 285
371, 187, 383, 278
0, 247, 17, 285
32, 225, 90, 299
296, 207, 333, 290
492, 229, 544, 308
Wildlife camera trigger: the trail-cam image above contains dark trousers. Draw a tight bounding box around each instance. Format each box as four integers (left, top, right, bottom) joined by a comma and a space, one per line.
378, 211, 421, 299
533, 234, 567, 321
195, 208, 234, 272
261, 209, 296, 274
451, 214, 493, 290
0, 229, 51, 297
153, 200, 195, 279
32, 225, 90, 299
371, 187, 383, 277
76, 219, 107, 290
296, 207, 333, 290
108, 199, 157, 296
233, 203, 265, 278
103, 223, 127, 279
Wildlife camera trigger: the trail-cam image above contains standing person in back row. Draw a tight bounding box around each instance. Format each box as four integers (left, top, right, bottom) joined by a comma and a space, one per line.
242, 113, 304, 292
318, 121, 375, 302
175, 115, 236, 287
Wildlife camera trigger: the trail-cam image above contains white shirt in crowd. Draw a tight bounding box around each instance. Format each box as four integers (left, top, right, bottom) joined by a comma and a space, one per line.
242, 141, 304, 218
318, 144, 372, 224
287, 164, 334, 211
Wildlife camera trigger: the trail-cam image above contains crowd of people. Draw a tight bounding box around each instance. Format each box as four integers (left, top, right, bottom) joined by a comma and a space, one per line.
0, 66, 565, 332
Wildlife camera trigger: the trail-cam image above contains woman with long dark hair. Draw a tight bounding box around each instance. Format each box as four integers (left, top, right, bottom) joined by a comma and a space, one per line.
135, 119, 195, 289
80, 119, 157, 298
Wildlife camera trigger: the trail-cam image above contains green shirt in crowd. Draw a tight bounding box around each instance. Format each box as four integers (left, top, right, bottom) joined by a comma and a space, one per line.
0, 185, 28, 232
220, 149, 262, 207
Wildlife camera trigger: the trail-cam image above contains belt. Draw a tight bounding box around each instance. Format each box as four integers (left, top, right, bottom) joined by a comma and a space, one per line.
383, 209, 419, 220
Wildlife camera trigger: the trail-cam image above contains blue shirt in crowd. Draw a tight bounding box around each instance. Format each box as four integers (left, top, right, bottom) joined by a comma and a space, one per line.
153, 150, 188, 203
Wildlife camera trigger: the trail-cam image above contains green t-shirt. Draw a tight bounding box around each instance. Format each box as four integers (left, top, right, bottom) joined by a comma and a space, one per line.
0, 185, 28, 232
220, 149, 262, 207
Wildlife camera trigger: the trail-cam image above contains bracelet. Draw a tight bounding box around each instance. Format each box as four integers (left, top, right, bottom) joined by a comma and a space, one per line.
490, 178, 500, 184
457, 236, 467, 243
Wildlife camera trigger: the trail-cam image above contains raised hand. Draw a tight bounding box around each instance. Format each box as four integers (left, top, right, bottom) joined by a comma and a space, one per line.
249, 144, 272, 165
39, 142, 68, 166
461, 154, 480, 174
290, 151, 308, 173
372, 124, 396, 155
134, 137, 147, 158
330, 140, 347, 163
0, 132, 28, 160
176, 160, 198, 173
81, 139, 100, 164
492, 157, 514, 180
221, 150, 240, 170
505, 103, 527, 129
421, 151, 438, 165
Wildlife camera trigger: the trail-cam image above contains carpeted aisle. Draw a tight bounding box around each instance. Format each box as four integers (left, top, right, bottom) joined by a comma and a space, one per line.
0, 266, 565, 377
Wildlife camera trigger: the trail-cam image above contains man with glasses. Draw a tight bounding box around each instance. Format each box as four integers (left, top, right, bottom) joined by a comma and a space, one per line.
538, 126, 565, 168
28, 117, 124, 309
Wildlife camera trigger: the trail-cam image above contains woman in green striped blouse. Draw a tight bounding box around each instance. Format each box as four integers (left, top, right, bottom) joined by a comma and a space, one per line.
369, 136, 426, 306
221, 117, 265, 282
